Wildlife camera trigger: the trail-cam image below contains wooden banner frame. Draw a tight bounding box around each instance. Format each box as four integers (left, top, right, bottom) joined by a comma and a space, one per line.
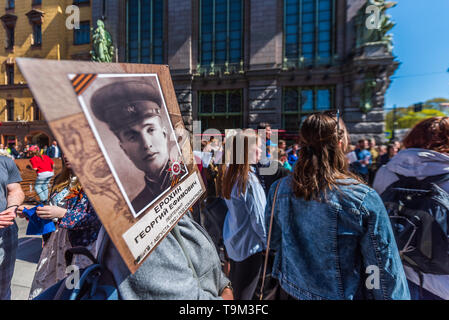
17, 58, 206, 273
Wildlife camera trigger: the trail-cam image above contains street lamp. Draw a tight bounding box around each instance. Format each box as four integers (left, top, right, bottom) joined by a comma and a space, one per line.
391, 104, 397, 142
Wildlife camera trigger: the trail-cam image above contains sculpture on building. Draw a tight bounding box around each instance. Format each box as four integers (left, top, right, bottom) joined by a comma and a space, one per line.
90, 19, 115, 63
355, 0, 397, 53
352, 0, 398, 113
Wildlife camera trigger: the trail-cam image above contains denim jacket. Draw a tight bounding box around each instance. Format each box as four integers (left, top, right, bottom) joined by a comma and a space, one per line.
265, 176, 410, 300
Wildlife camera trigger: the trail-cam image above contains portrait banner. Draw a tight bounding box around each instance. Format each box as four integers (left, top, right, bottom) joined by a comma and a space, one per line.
17, 58, 206, 273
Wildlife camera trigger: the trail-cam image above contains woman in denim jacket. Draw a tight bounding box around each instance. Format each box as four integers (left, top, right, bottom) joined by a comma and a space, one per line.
265, 112, 410, 300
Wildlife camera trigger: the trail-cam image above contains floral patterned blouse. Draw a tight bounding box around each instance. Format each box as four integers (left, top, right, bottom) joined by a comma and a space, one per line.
49, 185, 101, 247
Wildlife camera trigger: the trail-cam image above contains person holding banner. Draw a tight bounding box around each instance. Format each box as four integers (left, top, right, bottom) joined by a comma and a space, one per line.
221, 129, 267, 300
17, 155, 102, 299
97, 212, 234, 300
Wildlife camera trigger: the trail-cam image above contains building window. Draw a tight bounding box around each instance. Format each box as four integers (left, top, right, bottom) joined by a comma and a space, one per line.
199, 0, 243, 74
6, 100, 14, 121
73, 0, 90, 5
32, 23, 42, 46
5, 25, 14, 48
32, 0, 42, 5
282, 86, 334, 133
6, 65, 14, 85
26, 9, 44, 46
6, 0, 14, 9
284, 0, 334, 67
33, 100, 43, 120
126, 0, 164, 64
74, 21, 90, 45
1, 13, 17, 49
198, 90, 243, 131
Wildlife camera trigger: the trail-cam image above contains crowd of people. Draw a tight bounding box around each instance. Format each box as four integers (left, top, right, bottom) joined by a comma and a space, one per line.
0, 113, 448, 301
347, 138, 401, 185
192, 115, 449, 300
0, 140, 62, 160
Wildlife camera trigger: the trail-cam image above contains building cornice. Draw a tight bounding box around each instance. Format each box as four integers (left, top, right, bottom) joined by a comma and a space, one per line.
0, 13, 17, 28
0, 84, 29, 91
26, 9, 45, 25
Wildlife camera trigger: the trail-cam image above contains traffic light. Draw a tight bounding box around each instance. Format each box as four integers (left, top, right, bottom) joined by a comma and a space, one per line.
414, 102, 423, 112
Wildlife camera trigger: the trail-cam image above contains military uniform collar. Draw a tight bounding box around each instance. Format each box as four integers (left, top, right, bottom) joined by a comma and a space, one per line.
144, 161, 171, 187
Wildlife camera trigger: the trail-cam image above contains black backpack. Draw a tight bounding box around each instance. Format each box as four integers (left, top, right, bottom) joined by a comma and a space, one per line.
380, 173, 449, 275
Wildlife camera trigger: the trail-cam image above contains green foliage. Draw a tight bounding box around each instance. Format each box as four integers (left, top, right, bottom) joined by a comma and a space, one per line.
396, 109, 446, 129
385, 97, 449, 130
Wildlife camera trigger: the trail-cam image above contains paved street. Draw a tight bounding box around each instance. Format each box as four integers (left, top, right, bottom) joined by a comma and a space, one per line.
11, 218, 42, 300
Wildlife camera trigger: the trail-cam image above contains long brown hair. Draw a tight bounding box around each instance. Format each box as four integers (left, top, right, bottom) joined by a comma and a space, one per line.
52, 158, 81, 194
402, 117, 449, 154
292, 111, 361, 201
222, 129, 258, 199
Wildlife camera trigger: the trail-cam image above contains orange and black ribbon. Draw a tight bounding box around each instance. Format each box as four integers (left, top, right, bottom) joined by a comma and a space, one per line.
71, 74, 97, 96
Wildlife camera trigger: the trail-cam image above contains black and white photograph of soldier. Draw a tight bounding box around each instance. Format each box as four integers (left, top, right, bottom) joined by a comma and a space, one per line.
75, 74, 188, 218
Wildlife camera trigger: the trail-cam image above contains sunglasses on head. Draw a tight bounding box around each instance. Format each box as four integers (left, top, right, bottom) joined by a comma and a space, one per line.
322, 109, 341, 132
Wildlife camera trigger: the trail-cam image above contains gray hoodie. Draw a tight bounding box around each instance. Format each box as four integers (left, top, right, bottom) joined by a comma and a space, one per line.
373, 148, 449, 195
98, 214, 230, 300
373, 148, 449, 299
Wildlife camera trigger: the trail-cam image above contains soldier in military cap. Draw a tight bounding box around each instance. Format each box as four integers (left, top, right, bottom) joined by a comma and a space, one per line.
90, 80, 175, 214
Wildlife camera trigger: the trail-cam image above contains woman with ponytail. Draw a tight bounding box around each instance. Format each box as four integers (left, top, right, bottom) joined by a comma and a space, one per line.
264, 111, 410, 300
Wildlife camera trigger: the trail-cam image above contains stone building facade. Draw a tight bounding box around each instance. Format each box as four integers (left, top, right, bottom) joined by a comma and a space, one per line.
0, 0, 92, 148
93, 0, 398, 143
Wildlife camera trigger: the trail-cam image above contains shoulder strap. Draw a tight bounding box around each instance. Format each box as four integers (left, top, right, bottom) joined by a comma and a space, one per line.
259, 180, 282, 300
393, 174, 418, 183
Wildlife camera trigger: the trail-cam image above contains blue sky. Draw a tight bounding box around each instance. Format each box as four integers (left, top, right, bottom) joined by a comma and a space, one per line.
384, 0, 449, 109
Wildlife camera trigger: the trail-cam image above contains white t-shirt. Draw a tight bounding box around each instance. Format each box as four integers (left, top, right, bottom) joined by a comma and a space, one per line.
54, 146, 60, 158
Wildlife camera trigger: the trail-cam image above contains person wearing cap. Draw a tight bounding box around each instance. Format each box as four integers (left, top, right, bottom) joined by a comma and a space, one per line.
90, 80, 182, 214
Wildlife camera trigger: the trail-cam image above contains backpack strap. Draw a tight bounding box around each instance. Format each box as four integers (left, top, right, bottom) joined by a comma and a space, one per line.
392, 173, 449, 188
96, 228, 111, 265
393, 174, 419, 183
422, 173, 449, 185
